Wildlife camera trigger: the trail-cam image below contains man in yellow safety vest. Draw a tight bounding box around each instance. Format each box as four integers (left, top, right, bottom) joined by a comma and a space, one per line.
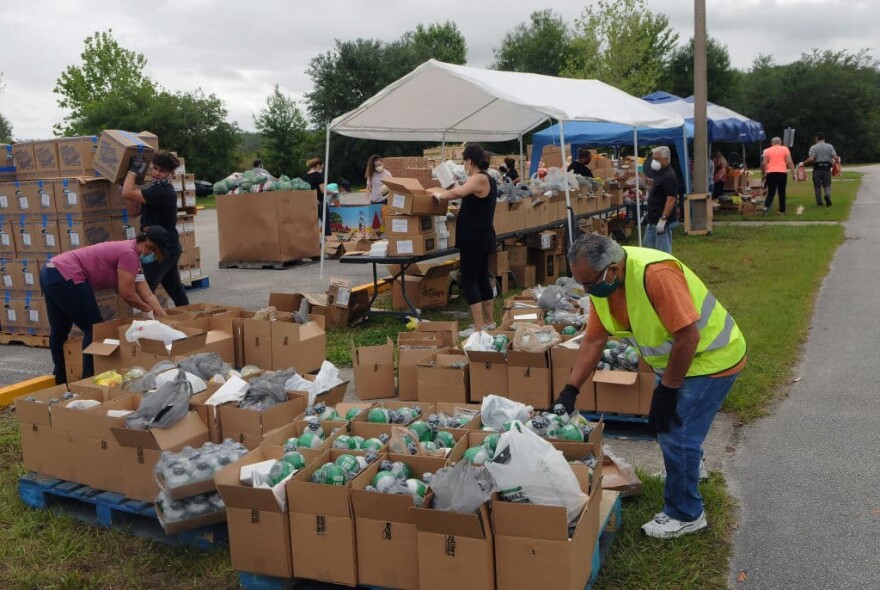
555, 233, 746, 539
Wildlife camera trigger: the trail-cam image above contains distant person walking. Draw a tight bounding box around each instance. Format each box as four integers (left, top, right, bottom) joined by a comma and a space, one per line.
711, 152, 729, 200
761, 137, 795, 215
802, 133, 840, 207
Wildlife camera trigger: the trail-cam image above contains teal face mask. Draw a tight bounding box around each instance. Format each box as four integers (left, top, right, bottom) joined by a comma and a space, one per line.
139, 252, 157, 264
588, 268, 620, 298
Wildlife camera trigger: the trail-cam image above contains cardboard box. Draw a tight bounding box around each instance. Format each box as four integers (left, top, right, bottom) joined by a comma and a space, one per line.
218, 392, 308, 450
56, 136, 99, 176
1, 258, 39, 291
270, 316, 326, 373
353, 337, 395, 400
397, 332, 444, 401
466, 345, 509, 402
31, 140, 60, 177
13, 179, 56, 214
505, 245, 528, 267
0, 144, 14, 181
12, 143, 37, 180
489, 250, 509, 275
215, 446, 294, 578
551, 346, 596, 412
416, 348, 470, 403
287, 450, 360, 586
526, 230, 556, 251
529, 250, 560, 284
593, 370, 641, 414
189, 246, 202, 280
511, 265, 536, 289
58, 214, 112, 251
53, 178, 110, 215
11, 215, 38, 256
507, 350, 552, 409
351, 455, 449, 589
387, 214, 434, 236
413, 497, 495, 590
0, 216, 14, 257
388, 232, 437, 257
415, 321, 459, 349
217, 191, 320, 263
93, 130, 155, 182
108, 213, 139, 242
384, 178, 449, 216
391, 264, 451, 311
0, 183, 15, 214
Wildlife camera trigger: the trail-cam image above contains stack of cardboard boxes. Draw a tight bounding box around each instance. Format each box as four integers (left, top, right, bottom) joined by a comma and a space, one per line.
169, 156, 203, 284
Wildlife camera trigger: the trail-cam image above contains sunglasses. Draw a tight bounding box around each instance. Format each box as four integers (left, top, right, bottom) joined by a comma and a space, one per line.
580, 264, 611, 292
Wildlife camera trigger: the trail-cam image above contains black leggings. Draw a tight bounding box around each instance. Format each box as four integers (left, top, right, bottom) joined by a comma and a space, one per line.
459, 246, 494, 306
143, 247, 189, 307
764, 172, 788, 213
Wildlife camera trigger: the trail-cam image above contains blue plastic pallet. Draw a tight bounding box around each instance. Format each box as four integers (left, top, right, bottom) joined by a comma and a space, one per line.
238, 493, 623, 590
184, 276, 211, 292
18, 472, 227, 550
583, 411, 649, 425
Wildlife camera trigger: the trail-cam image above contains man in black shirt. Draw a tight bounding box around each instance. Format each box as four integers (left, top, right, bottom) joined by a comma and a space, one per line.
644, 146, 678, 254
122, 151, 189, 306
567, 148, 595, 178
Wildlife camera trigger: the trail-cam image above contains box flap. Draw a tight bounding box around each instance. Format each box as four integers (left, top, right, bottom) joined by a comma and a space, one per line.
354, 337, 394, 366
214, 446, 288, 512
110, 411, 208, 450
382, 178, 429, 197
465, 349, 507, 364
507, 350, 549, 368
592, 370, 638, 385
412, 500, 489, 539
491, 495, 571, 540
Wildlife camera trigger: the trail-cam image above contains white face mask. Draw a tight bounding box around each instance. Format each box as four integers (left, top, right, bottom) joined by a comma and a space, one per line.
374, 164, 384, 173
651, 159, 662, 171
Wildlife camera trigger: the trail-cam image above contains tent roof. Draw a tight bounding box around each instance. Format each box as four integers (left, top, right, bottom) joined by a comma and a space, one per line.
642, 91, 765, 142
330, 60, 685, 142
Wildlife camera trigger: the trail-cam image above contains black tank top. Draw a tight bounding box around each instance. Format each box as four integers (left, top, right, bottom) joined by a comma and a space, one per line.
455, 171, 496, 250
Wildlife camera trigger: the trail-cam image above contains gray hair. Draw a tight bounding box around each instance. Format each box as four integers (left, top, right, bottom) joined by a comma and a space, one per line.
771, 136, 782, 145
652, 146, 671, 160
568, 233, 625, 270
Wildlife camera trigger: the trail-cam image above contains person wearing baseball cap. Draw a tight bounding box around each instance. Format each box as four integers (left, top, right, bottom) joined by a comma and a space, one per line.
38, 228, 169, 384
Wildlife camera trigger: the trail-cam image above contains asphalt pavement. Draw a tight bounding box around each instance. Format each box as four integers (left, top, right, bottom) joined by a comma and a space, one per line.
727, 164, 880, 589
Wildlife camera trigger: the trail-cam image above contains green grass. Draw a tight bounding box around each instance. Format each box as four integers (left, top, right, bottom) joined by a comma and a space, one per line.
198, 194, 216, 209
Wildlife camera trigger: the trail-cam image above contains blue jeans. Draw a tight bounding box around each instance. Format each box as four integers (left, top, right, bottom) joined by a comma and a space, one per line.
644, 222, 673, 253
656, 372, 739, 521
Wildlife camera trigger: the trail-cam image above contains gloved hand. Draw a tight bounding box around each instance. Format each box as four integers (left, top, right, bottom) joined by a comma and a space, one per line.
648, 382, 681, 434
656, 218, 667, 235
129, 155, 147, 175
554, 384, 580, 415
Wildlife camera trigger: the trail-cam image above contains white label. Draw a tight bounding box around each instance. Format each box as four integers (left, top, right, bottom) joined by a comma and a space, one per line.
185, 196, 196, 207
176, 196, 183, 208
392, 194, 406, 209
66, 190, 78, 206
180, 268, 191, 281
29, 309, 38, 322
0, 196, 7, 208
391, 218, 409, 233
191, 267, 201, 278
184, 222, 194, 232
3, 276, 11, 287
41, 192, 51, 208
45, 234, 55, 247
70, 232, 80, 246
176, 222, 184, 233
24, 271, 33, 285
6, 309, 16, 322
18, 196, 28, 209
396, 239, 414, 255
124, 226, 136, 240
22, 233, 31, 247
1, 233, 9, 246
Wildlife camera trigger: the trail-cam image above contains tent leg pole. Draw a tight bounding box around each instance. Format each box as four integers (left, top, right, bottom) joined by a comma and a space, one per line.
634, 128, 642, 247
558, 121, 574, 246
518, 134, 524, 180
441, 135, 446, 161
319, 125, 330, 279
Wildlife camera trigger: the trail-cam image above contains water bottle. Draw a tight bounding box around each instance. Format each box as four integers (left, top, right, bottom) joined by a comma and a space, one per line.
164, 500, 187, 522
208, 493, 225, 512
165, 464, 191, 488
193, 460, 213, 482
186, 494, 211, 516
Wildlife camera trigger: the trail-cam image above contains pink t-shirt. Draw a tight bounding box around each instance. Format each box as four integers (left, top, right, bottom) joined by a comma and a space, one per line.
763, 145, 791, 173
52, 240, 142, 291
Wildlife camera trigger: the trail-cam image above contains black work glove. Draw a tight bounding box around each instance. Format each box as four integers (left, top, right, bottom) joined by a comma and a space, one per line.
554, 384, 580, 415
648, 382, 682, 434
128, 155, 147, 175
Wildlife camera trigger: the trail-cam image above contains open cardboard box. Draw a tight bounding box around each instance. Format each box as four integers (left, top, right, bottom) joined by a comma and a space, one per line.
156, 502, 227, 535
397, 332, 444, 401
507, 350, 552, 409
218, 393, 308, 450
349, 400, 426, 441
465, 342, 510, 403
352, 337, 395, 400
415, 320, 460, 348
551, 346, 596, 412
383, 178, 449, 216
416, 348, 470, 403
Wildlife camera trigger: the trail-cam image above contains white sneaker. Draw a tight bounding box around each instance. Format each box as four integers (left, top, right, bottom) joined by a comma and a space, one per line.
655, 458, 709, 481
641, 511, 707, 539
459, 326, 476, 338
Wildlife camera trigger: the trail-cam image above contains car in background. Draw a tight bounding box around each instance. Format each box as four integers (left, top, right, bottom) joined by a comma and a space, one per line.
194, 180, 213, 197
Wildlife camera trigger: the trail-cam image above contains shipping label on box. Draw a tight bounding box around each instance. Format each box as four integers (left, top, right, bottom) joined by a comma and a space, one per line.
388, 233, 437, 257
93, 130, 155, 182
58, 214, 112, 251
14, 180, 56, 214
388, 215, 434, 236
12, 216, 36, 255
53, 178, 110, 215
12, 143, 37, 180
0, 182, 14, 213
1, 258, 39, 291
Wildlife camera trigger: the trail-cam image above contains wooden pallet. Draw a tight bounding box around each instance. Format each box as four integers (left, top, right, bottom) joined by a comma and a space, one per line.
219, 258, 318, 270
0, 332, 49, 347
238, 492, 623, 590
183, 276, 211, 292
18, 473, 228, 550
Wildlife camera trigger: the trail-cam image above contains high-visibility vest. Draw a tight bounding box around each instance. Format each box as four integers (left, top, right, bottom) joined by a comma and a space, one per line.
591, 247, 746, 376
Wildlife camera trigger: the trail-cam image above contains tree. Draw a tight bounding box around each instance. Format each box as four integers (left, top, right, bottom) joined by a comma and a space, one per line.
493, 9, 573, 76
562, 0, 679, 97
254, 84, 317, 176
659, 36, 737, 103
412, 21, 467, 65
733, 49, 880, 162
0, 74, 11, 142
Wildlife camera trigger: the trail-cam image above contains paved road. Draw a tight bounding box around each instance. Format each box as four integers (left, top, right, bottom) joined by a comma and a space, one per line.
727, 164, 880, 588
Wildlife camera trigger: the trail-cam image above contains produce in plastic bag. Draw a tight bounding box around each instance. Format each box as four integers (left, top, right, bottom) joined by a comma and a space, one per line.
124, 320, 187, 345
462, 330, 494, 352
125, 370, 195, 430
252, 306, 279, 321
512, 323, 561, 353
283, 361, 344, 407
480, 395, 531, 431
538, 285, 575, 311
430, 460, 496, 513
485, 422, 588, 523
177, 353, 230, 381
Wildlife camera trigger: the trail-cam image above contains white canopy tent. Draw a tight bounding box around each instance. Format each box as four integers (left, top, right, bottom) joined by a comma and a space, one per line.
320, 60, 686, 276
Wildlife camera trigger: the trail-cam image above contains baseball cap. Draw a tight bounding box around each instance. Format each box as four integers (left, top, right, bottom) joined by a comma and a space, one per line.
139, 226, 171, 252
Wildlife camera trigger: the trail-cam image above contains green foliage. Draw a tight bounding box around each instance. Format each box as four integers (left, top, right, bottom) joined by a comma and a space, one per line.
563, 0, 678, 97
254, 84, 321, 178
412, 21, 467, 65
493, 9, 573, 76
659, 37, 738, 103
0, 113, 11, 143
732, 49, 880, 162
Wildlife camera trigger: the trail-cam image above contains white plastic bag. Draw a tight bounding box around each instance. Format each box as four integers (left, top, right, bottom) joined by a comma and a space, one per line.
205, 375, 250, 406
480, 395, 531, 430
155, 368, 207, 394
486, 423, 588, 523
124, 320, 186, 345
284, 361, 345, 407
463, 331, 493, 352
430, 461, 496, 512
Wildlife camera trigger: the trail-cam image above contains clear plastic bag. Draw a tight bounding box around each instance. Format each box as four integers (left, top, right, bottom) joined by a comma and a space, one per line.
462, 331, 494, 352
480, 395, 531, 430
430, 461, 496, 513
512, 323, 561, 353
125, 370, 194, 430
124, 320, 187, 345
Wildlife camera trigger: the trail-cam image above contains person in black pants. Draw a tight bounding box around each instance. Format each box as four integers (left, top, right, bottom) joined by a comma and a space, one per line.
122, 151, 189, 306
434, 144, 497, 337
302, 157, 331, 236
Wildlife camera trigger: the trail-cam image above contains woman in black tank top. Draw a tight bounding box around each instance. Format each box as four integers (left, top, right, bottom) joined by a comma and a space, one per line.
434, 144, 497, 336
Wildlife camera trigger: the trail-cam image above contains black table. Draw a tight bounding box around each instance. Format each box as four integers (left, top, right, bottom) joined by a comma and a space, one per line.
339, 205, 624, 319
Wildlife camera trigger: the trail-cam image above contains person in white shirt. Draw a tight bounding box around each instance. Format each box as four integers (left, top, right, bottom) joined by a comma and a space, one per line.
365, 155, 393, 204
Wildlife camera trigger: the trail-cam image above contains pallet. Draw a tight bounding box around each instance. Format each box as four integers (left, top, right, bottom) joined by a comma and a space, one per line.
0, 332, 49, 347
583, 411, 649, 425
183, 275, 211, 292
18, 473, 228, 550
219, 258, 318, 270
238, 492, 623, 590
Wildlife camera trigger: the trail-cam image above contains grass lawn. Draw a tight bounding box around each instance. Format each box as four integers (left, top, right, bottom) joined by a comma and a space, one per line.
0, 174, 860, 588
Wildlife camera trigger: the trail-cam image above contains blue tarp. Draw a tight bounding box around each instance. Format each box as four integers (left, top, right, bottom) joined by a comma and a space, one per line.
643, 91, 765, 143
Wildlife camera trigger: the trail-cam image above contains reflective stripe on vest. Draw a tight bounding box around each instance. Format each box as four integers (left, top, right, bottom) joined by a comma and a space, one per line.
590, 247, 746, 377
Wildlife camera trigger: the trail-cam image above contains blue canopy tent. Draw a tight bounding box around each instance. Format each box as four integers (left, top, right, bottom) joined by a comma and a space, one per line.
643, 91, 765, 143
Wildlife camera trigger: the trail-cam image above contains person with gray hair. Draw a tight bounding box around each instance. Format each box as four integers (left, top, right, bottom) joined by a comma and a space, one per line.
644, 146, 678, 253
556, 233, 746, 540
761, 137, 795, 215
802, 133, 840, 207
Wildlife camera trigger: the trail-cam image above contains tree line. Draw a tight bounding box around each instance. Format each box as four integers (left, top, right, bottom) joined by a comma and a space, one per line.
1, 1, 877, 182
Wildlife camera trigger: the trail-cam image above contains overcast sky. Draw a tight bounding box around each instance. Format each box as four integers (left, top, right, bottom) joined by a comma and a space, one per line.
2, 0, 876, 139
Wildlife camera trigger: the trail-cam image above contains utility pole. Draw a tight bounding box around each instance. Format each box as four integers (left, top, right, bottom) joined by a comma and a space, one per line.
693, 0, 708, 193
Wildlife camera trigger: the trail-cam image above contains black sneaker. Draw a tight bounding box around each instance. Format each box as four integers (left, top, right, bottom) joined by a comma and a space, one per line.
825, 198, 832, 207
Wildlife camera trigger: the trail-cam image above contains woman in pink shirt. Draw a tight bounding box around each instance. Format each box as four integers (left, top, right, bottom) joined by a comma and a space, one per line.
761, 137, 796, 214
39, 226, 169, 383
